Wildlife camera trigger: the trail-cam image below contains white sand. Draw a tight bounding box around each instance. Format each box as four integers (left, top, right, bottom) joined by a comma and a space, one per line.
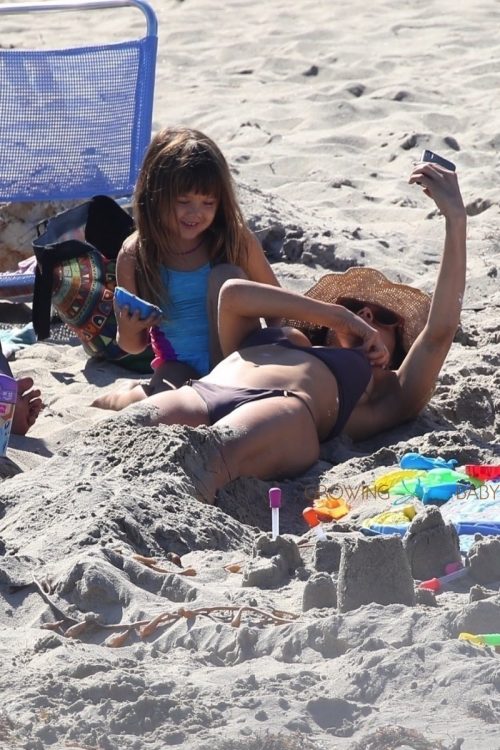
1, 0, 500, 748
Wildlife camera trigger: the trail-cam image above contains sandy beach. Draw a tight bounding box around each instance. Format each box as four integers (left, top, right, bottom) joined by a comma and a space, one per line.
1, 0, 500, 748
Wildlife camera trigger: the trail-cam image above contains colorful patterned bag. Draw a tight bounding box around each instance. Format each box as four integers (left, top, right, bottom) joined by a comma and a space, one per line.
32, 195, 152, 372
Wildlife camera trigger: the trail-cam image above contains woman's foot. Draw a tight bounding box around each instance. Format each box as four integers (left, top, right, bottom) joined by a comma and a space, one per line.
91, 381, 148, 411
92, 365, 191, 411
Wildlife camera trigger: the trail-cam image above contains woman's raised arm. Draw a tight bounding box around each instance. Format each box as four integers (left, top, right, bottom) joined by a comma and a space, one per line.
395, 163, 467, 417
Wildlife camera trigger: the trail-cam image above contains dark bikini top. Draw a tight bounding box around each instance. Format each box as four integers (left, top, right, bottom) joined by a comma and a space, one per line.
241, 327, 372, 438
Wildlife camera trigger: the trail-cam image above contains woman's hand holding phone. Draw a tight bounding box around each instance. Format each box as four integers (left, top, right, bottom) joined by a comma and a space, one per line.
410, 151, 464, 219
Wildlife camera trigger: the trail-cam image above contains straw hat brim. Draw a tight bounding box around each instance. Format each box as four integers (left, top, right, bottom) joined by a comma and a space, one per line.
285, 267, 431, 353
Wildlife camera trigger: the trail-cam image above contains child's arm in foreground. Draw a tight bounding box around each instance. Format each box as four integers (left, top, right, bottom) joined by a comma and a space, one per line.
218, 279, 389, 366
114, 236, 160, 354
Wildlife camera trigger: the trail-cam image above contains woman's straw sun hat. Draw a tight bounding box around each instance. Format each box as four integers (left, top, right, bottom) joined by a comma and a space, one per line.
287, 267, 431, 354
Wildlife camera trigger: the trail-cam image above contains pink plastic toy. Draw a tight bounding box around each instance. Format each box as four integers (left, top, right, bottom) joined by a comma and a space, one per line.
269, 487, 282, 540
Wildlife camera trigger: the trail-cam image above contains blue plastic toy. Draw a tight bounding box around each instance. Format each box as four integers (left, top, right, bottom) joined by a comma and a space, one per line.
400, 452, 458, 471
114, 287, 162, 321
414, 480, 471, 505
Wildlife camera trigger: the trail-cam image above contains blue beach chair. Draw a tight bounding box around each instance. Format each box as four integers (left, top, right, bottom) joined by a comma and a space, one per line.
0, 0, 158, 301
0, 0, 158, 203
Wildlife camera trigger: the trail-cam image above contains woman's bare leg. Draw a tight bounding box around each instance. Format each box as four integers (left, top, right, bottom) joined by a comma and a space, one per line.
126, 383, 231, 503
140, 383, 209, 427
110, 386, 319, 505
214, 396, 320, 486
92, 360, 199, 411
131, 388, 319, 502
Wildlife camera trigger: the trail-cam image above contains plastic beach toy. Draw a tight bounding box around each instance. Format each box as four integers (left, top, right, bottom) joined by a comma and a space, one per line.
371, 469, 424, 494
465, 465, 500, 482
459, 633, 500, 647
303, 507, 327, 541
414, 480, 472, 505
418, 565, 468, 593
313, 495, 350, 521
362, 505, 416, 529
400, 452, 458, 471
390, 468, 473, 500
269, 487, 282, 540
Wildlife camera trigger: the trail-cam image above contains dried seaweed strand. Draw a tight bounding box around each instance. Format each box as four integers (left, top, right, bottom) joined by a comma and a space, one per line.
33, 578, 79, 625
32, 576, 299, 646
131, 554, 196, 576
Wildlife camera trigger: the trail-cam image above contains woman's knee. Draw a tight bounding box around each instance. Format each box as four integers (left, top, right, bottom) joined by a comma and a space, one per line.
145, 385, 209, 427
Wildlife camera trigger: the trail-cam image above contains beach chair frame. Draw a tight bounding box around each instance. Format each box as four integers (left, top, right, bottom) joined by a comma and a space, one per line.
0, 0, 158, 203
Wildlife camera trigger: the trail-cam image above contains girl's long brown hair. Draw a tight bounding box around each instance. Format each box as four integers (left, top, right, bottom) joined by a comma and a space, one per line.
134, 126, 248, 306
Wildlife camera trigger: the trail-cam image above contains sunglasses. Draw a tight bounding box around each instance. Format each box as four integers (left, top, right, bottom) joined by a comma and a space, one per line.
339, 297, 402, 327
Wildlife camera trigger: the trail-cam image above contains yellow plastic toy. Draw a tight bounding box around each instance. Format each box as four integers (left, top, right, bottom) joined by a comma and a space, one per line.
459, 632, 500, 647
362, 505, 417, 529
313, 496, 350, 521
371, 469, 424, 494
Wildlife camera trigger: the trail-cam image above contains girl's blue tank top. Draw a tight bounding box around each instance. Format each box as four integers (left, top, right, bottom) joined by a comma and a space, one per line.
149, 263, 211, 376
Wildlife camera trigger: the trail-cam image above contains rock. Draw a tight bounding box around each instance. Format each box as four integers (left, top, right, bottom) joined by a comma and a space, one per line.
0, 200, 76, 272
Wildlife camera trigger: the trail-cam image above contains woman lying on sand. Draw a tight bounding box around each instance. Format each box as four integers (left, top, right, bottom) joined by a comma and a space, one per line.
106, 162, 466, 501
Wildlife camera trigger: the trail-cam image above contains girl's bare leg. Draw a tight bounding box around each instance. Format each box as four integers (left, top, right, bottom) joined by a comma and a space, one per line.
92, 360, 199, 411
207, 264, 248, 367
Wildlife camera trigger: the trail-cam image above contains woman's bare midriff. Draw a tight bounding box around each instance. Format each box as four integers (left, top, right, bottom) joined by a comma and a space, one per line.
202, 344, 342, 439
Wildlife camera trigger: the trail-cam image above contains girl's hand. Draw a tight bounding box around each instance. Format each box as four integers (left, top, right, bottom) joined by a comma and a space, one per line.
114, 300, 161, 332
409, 162, 466, 219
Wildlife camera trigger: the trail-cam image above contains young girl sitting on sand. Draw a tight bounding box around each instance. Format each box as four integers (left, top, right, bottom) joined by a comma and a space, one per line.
106, 160, 466, 503
94, 126, 279, 410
